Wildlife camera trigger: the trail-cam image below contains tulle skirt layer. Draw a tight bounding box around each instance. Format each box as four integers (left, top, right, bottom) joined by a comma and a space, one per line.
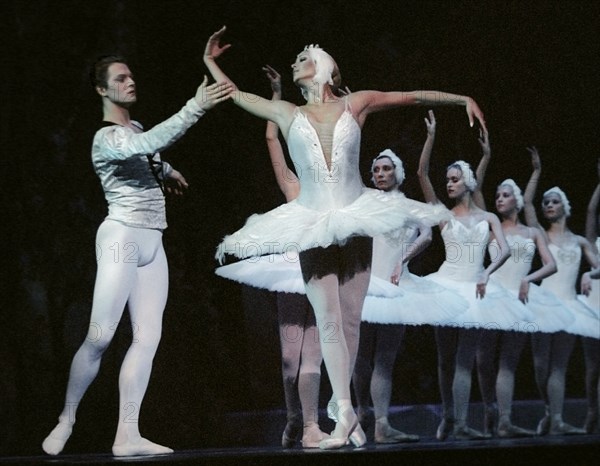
491, 281, 576, 334
361, 272, 469, 326
565, 297, 599, 339
216, 189, 449, 263
426, 273, 536, 332
215, 252, 403, 298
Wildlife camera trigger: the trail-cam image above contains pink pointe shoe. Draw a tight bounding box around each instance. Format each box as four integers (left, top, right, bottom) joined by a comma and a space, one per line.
325, 400, 367, 447
319, 402, 367, 450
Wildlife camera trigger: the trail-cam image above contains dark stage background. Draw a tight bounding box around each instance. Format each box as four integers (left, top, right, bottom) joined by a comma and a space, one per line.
1, 0, 599, 456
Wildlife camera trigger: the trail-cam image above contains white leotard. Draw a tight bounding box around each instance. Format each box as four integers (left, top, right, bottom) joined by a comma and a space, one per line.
542, 242, 599, 338
426, 218, 535, 331
216, 101, 449, 263
489, 234, 575, 333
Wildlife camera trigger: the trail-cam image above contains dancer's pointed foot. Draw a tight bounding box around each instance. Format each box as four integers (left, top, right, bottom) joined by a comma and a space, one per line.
42, 421, 73, 455
536, 414, 551, 436
549, 421, 586, 436
497, 422, 536, 438
112, 437, 174, 457
453, 425, 492, 440
583, 409, 598, 434
349, 422, 367, 447
436, 417, 454, 441
375, 419, 419, 444
319, 401, 366, 450
281, 419, 302, 448
301, 422, 330, 448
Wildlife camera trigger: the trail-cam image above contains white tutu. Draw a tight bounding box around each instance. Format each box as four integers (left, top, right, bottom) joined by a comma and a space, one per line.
578, 289, 600, 314
578, 237, 600, 317
563, 298, 599, 339
577, 284, 600, 339
541, 242, 600, 339
523, 285, 577, 334
216, 189, 450, 263
215, 251, 403, 298
427, 270, 536, 332
361, 271, 469, 326
426, 221, 536, 332
489, 280, 575, 334
577, 244, 599, 326
487, 235, 576, 333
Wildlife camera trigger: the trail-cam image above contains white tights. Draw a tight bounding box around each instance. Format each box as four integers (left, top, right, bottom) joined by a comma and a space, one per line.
435, 327, 481, 425
531, 331, 576, 421
44, 220, 170, 455
353, 322, 405, 420
476, 330, 528, 421
583, 337, 600, 416
302, 270, 369, 405
299, 239, 371, 440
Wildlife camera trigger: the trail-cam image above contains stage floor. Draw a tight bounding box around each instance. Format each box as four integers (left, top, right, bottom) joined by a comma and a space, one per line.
2, 400, 598, 466
1, 436, 598, 466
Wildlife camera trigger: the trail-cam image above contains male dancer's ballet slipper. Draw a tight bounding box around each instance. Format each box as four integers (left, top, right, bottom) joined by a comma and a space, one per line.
42, 422, 73, 455
112, 437, 174, 457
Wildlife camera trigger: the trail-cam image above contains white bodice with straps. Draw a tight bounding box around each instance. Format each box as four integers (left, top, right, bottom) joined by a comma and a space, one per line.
426, 218, 535, 332
215, 100, 449, 262
361, 216, 468, 326
488, 234, 575, 333
542, 241, 599, 338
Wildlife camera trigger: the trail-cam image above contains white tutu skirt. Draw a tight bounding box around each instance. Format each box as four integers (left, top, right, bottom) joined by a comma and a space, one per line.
426, 273, 536, 332
216, 189, 450, 262
493, 282, 576, 334
215, 252, 403, 298
564, 297, 599, 339
578, 279, 599, 313
361, 272, 469, 326
576, 279, 599, 339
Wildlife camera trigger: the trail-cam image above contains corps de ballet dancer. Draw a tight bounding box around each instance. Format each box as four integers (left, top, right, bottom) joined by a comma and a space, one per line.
523, 148, 599, 435
578, 160, 600, 433
353, 146, 468, 444
418, 111, 534, 440
473, 148, 574, 438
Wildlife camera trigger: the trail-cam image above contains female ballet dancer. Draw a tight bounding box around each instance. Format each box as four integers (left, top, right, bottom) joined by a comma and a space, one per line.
353, 147, 468, 444
578, 159, 600, 433
42, 56, 232, 456
264, 65, 329, 448
473, 152, 574, 438
418, 111, 532, 440
204, 26, 485, 449
523, 148, 599, 435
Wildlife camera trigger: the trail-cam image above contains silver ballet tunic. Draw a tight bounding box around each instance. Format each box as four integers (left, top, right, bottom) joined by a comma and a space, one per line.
92, 98, 205, 229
